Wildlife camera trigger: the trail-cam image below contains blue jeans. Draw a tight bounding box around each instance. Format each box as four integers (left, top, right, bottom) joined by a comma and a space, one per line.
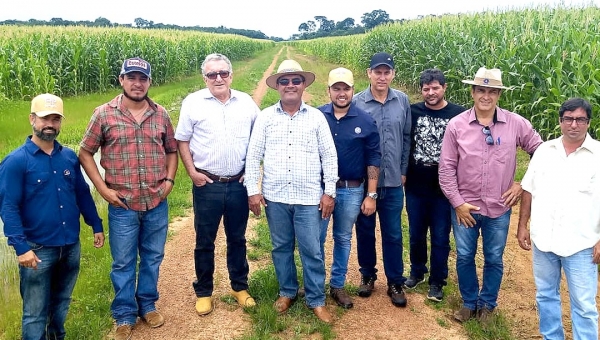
20, 242, 80, 340
452, 209, 511, 310
265, 200, 325, 308
405, 189, 452, 286
192, 181, 250, 297
533, 245, 598, 340
320, 184, 364, 289
355, 186, 405, 285
108, 200, 168, 325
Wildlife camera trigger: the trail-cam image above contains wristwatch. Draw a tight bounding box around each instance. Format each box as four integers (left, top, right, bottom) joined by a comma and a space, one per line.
367, 192, 378, 200
325, 192, 336, 199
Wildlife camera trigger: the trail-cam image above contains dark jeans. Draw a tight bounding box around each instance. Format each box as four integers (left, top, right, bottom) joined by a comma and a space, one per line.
20, 242, 80, 340
355, 186, 406, 285
192, 181, 250, 297
405, 189, 451, 286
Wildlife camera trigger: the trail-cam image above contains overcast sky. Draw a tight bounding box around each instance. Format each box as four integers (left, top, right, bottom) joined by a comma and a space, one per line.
1, 0, 597, 38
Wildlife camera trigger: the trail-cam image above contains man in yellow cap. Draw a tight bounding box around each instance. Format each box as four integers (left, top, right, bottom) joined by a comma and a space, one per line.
317, 67, 381, 309
245, 60, 338, 323
0, 93, 104, 340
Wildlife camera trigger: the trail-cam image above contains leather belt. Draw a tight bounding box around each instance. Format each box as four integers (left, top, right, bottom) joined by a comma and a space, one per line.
336, 179, 363, 188
196, 168, 243, 183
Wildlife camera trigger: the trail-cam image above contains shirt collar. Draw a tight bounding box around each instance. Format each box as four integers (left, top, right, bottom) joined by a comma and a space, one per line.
468, 107, 503, 124
321, 103, 358, 118
112, 94, 158, 112
553, 133, 599, 154
365, 86, 397, 103
276, 101, 308, 115
24, 136, 62, 155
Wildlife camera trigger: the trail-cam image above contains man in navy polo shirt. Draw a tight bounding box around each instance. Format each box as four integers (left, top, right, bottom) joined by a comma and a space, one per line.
318, 68, 381, 309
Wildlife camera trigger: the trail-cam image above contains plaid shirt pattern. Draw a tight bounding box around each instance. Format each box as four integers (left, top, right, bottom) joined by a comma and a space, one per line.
80, 94, 178, 211
245, 102, 338, 205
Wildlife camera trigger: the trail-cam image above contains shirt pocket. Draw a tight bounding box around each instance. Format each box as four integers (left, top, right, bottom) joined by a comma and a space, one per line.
25, 171, 50, 197
492, 144, 512, 164
575, 171, 595, 193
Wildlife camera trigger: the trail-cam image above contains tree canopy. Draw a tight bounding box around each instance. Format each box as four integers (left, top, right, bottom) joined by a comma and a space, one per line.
293, 9, 395, 40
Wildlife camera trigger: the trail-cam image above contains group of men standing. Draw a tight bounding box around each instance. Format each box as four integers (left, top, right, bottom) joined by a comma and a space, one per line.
1, 50, 599, 340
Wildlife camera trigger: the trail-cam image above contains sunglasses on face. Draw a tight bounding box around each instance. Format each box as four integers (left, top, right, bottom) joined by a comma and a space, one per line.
482, 126, 494, 145
277, 77, 304, 86
205, 70, 230, 80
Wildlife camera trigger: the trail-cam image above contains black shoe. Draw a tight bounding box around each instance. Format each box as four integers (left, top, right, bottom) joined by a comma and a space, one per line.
427, 284, 443, 302
403, 275, 425, 289
358, 276, 375, 297
387, 284, 407, 307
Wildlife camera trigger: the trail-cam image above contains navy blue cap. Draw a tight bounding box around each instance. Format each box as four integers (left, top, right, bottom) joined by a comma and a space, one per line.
369, 52, 394, 69
120, 57, 152, 78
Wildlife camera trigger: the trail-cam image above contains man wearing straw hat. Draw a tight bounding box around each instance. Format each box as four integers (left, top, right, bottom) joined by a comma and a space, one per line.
245, 59, 338, 323
0, 93, 104, 340
439, 67, 542, 323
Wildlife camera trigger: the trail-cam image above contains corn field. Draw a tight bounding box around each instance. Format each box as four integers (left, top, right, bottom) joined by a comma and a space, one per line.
292, 5, 600, 140
0, 26, 274, 100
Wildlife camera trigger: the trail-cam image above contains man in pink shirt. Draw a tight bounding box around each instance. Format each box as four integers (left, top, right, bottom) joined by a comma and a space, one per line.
438, 67, 542, 324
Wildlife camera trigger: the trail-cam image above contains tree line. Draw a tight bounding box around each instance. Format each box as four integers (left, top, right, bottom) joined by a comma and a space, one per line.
0, 17, 280, 41
292, 9, 400, 40
0, 9, 402, 41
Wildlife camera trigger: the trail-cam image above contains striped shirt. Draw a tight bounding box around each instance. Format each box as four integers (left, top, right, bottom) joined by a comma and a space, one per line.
80, 94, 178, 211
175, 88, 260, 176
245, 102, 338, 205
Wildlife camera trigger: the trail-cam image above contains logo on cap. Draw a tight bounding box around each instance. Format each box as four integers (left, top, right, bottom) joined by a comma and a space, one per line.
45, 97, 59, 109
126, 59, 149, 70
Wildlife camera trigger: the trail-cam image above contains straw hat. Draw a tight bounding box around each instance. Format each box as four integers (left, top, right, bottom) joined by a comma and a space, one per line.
266, 59, 315, 89
462, 67, 509, 89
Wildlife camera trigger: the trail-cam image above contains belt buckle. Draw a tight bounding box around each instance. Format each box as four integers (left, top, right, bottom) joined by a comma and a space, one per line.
218, 176, 230, 183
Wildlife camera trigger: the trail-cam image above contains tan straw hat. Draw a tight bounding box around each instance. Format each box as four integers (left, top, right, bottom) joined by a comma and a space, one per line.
462, 67, 509, 89
266, 59, 316, 89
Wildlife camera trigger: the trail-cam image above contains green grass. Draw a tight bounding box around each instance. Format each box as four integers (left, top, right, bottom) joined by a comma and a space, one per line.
0, 44, 526, 340
0, 47, 277, 339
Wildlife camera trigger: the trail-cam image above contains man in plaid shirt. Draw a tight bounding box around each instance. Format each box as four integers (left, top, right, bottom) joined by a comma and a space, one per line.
79, 57, 178, 340
245, 60, 338, 323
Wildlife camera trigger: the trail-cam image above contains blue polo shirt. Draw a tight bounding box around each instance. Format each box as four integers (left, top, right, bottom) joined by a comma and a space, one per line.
318, 103, 381, 181
0, 137, 103, 255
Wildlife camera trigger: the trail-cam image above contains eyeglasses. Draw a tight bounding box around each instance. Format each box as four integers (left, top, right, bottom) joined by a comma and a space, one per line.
482, 126, 494, 145
204, 70, 230, 80
560, 116, 590, 125
277, 77, 304, 86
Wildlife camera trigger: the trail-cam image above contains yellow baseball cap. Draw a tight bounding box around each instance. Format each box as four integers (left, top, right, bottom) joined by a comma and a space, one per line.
31, 93, 64, 117
328, 68, 354, 87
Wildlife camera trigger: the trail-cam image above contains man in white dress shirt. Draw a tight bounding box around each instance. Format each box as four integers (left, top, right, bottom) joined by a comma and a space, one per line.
518, 97, 600, 340
175, 53, 260, 316
244, 59, 338, 323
